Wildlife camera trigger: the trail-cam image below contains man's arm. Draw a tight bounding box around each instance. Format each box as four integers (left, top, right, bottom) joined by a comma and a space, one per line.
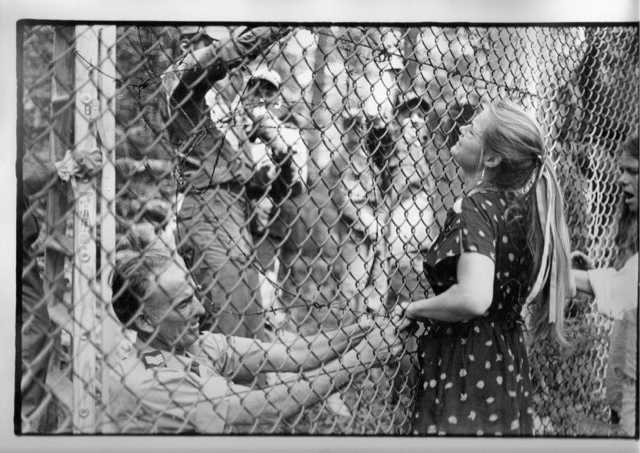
246, 120, 309, 201
572, 269, 594, 295
583, 255, 638, 319
214, 318, 373, 381
165, 27, 290, 109
223, 322, 399, 426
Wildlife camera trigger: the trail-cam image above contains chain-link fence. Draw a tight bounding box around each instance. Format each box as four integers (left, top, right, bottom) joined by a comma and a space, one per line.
18, 23, 639, 435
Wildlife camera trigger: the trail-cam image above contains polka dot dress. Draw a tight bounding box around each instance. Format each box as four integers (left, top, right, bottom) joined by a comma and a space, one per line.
412, 190, 535, 436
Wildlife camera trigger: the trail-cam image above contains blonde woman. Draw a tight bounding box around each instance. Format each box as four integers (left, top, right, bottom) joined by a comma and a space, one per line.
398, 100, 575, 435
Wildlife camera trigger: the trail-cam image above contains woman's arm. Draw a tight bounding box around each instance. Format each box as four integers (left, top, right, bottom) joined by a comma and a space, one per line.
404, 253, 494, 322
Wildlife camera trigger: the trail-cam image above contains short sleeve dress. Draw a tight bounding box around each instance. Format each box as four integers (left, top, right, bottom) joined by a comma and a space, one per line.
411, 190, 535, 436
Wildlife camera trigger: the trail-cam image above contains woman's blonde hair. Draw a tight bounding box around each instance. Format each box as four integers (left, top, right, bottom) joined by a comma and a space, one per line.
482, 100, 575, 347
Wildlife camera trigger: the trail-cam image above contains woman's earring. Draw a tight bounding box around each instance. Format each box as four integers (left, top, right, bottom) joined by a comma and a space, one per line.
479, 167, 486, 185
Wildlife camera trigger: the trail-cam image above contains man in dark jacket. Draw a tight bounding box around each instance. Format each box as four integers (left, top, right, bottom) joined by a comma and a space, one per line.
162, 26, 292, 338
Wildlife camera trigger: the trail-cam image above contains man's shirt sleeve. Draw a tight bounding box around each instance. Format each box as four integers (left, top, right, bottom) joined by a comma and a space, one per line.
162, 27, 290, 109
198, 332, 257, 378
588, 254, 638, 319
117, 355, 233, 433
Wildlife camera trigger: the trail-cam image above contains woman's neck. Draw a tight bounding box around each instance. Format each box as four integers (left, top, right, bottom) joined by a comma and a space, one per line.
461, 168, 482, 188
463, 168, 497, 194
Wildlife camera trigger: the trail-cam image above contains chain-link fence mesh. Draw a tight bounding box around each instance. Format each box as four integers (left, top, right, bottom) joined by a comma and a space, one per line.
18, 23, 639, 435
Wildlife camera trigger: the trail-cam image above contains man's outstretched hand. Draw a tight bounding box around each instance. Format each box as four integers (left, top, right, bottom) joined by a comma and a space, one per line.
55, 148, 103, 181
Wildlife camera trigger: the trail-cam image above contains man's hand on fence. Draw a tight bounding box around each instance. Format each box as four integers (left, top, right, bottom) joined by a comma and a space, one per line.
54, 148, 103, 181
251, 115, 288, 151
142, 199, 172, 227
358, 316, 405, 365
251, 197, 274, 232
123, 220, 176, 252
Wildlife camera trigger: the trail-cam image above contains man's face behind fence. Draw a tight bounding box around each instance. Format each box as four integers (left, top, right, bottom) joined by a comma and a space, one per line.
618, 151, 638, 213
242, 78, 280, 116
139, 261, 205, 351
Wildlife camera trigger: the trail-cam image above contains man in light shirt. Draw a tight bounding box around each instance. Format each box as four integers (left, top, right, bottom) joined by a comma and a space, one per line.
104, 245, 403, 433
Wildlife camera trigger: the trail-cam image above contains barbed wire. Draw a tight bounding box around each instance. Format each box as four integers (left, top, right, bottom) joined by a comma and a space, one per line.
312, 28, 548, 101
72, 26, 562, 108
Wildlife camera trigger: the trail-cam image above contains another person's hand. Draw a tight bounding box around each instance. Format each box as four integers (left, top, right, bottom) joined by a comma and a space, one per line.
252, 115, 286, 149
399, 117, 429, 144
355, 314, 375, 332
252, 197, 274, 231
127, 222, 157, 248
142, 199, 172, 227
358, 208, 380, 241
55, 148, 103, 181
359, 317, 406, 365
73, 147, 103, 177
571, 250, 594, 271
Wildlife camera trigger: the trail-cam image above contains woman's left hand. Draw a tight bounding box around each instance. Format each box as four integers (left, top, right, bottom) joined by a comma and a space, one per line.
391, 302, 417, 332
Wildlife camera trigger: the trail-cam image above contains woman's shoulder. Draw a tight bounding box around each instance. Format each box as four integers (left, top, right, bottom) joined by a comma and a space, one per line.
455, 189, 506, 220
466, 188, 507, 205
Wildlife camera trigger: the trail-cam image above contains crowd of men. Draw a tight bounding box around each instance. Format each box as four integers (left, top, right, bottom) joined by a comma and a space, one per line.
21, 25, 466, 433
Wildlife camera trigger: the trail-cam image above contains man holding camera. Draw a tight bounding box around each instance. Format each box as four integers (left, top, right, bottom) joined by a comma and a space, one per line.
162, 26, 297, 339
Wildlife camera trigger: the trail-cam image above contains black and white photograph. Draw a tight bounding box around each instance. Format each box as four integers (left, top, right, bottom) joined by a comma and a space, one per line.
8, 0, 639, 449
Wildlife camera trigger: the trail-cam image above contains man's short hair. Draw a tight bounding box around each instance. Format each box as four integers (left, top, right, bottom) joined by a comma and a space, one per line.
111, 247, 173, 328
395, 93, 430, 116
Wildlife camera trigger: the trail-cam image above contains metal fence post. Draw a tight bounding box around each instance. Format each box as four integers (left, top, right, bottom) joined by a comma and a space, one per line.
45, 26, 76, 432
96, 25, 118, 433
308, 28, 331, 175
71, 25, 99, 433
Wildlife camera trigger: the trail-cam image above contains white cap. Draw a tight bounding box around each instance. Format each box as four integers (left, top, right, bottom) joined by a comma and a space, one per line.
204, 26, 250, 42
249, 67, 282, 89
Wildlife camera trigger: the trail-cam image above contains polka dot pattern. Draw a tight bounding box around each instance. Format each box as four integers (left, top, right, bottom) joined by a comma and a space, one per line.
413, 190, 535, 435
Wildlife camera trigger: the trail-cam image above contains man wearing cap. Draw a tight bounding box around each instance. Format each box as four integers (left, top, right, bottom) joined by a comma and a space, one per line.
385, 92, 438, 307
232, 67, 308, 207
238, 68, 309, 321
161, 26, 292, 339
